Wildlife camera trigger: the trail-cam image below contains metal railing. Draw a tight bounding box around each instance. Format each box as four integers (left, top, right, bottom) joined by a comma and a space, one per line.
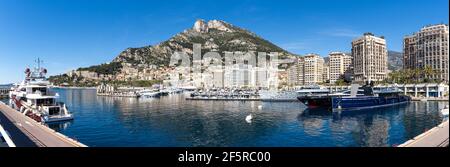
0, 124, 16, 147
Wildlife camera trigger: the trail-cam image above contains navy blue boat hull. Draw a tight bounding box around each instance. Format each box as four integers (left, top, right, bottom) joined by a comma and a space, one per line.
331, 95, 411, 111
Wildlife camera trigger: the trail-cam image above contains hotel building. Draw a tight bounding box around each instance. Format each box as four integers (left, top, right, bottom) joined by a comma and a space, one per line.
351, 33, 388, 82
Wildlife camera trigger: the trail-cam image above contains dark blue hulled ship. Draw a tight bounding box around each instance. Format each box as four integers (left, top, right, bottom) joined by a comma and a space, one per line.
297, 82, 411, 111
331, 83, 411, 111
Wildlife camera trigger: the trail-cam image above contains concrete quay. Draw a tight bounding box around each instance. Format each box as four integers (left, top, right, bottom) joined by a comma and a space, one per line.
398, 120, 449, 147
0, 101, 87, 147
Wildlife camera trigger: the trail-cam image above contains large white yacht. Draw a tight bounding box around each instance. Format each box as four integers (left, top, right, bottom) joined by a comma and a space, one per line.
9, 61, 73, 123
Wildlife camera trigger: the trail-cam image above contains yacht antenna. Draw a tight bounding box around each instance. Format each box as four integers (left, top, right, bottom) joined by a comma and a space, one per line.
36, 58, 43, 70
36, 58, 44, 77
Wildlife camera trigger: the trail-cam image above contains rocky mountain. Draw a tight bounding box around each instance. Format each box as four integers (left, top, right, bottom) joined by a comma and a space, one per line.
387, 51, 403, 71
113, 19, 295, 67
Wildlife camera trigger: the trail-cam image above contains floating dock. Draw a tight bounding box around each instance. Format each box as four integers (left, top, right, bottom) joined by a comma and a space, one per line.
186, 97, 301, 102
398, 120, 449, 147
0, 101, 87, 147
97, 92, 140, 97
410, 97, 449, 101
186, 97, 261, 101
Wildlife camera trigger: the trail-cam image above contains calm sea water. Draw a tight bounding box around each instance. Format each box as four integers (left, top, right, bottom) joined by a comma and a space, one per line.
18, 88, 450, 147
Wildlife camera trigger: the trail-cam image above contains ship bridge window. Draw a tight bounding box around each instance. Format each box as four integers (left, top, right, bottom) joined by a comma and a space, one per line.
32, 87, 47, 95
36, 98, 54, 106
48, 107, 60, 115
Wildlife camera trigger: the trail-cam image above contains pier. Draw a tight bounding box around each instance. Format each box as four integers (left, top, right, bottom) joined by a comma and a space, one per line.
398, 120, 449, 147
186, 97, 261, 101
0, 101, 87, 147
96, 84, 141, 97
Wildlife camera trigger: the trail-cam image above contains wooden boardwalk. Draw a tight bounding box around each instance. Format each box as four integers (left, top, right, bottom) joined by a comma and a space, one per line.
0, 102, 87, 147
398, 120, 449, 147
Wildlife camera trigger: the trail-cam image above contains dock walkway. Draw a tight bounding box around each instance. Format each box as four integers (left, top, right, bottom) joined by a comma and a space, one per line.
0, 102, 87, 147
399, 120, 449, 147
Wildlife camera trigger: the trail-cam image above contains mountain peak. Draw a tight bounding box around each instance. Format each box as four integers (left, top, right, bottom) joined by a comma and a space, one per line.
193, 19, 234, 33
193, 19, 208, 33
110, 19, 294, 67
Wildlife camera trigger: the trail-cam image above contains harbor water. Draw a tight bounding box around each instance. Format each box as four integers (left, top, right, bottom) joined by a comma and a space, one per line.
4, 88, 448, 147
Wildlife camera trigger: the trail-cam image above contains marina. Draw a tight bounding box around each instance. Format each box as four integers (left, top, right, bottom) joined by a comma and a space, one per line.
0, 1, 448, 164
96, 84, 141, 97
3, 88, 446, 147
96, 83, 184, 98
186, 97, 261, 101
2, 80, 449, 147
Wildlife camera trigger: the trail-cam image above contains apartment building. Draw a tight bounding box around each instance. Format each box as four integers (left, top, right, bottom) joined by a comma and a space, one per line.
304, 54, 324, 85
328, 52, 353, 83
352, 33, 388, 82
403, 24, 449, 82
287, 57, 305, 86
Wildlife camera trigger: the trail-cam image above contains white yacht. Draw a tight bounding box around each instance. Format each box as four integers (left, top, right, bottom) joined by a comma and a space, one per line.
9, 61, 73, 123
138, 89, 161, 97
259, 90, 299, 102
296, 85, 331, 96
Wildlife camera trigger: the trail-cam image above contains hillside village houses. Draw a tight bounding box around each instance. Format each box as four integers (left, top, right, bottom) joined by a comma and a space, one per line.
66, 62, 173, 82
165, 53, 283, 89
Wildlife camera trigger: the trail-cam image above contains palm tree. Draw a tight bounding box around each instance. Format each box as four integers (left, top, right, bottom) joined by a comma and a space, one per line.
423, 65, 436, 83
413, 68, 422, 83
403, 68, 419, 84
388, 71, 398, 83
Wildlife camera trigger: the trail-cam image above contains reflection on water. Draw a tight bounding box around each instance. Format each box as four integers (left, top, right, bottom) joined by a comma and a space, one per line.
49, 88, 447, 147
47, 121, 73, 132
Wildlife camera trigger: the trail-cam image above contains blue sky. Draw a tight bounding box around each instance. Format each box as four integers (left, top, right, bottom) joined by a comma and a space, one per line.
0, 0, 448, 83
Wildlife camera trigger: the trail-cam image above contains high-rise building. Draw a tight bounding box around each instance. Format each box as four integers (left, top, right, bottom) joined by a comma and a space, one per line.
352, 33, 388, 82
403, 35, 416, 70
304, 54, 324, 85
328, 52, 353, 83
287, 62, 299, 86
287, 57, 305, 86
403, 24, 449, 82
322, 63, 330, 83
297, 57, 305, 85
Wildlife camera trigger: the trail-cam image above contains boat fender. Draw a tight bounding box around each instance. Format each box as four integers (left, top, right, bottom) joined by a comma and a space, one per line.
23, 109, 30, 115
